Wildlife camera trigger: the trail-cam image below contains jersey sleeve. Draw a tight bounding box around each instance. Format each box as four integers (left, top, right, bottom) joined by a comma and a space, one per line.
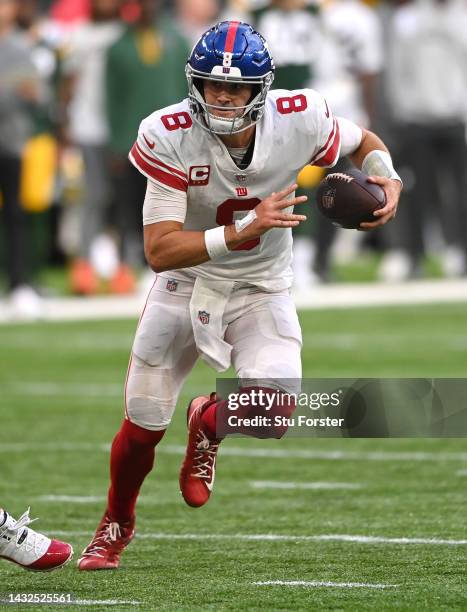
308, 91, 341, 168
143, 178, 187, 225
128, 117, 188, 192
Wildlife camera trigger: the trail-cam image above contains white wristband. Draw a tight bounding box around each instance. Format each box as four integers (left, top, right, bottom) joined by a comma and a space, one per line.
204, 226, 229, 260
362, 150, 402, 184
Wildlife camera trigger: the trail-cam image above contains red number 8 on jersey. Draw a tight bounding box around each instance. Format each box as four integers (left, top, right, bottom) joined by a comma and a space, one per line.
161, 112, 193, 131
276, 94, 308, 115
216, 198, 261, 251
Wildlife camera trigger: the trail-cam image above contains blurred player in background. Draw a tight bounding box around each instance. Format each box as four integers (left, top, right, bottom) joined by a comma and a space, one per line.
105, 0, 190, 293
78, 20, 401, 570
16, 0, 64, 283
311, 0, 383, 282
0, 0, 44, 318
175, 0, 220, 45
382, 0, 467, 281
248, 0, 322, 286
251, 0, 320, 90
0, 507, 72, 570
60, 0, 123, 295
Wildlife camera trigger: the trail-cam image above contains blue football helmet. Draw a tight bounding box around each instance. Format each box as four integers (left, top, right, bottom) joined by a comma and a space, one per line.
186, 21, 275, 135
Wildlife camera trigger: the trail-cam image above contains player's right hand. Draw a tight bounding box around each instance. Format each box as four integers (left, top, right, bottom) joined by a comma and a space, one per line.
249, 183, 308, 237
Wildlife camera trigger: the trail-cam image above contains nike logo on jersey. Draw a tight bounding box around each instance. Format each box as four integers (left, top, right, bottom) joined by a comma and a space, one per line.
324, 99, 330, 119
143, 134, 155, 149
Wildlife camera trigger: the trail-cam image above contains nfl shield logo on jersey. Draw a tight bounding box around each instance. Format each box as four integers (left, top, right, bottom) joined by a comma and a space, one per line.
322, 187, 337, 209
198, 310, 210, 325
166, 279, 178, 292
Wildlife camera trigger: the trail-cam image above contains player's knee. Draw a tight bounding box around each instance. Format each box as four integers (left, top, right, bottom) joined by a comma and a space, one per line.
126, 393, 174, 430
125, 356, 178, 430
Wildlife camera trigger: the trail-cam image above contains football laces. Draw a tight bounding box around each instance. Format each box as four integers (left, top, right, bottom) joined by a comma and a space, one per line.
193, 431, 219, 480
327, 173, 354, 183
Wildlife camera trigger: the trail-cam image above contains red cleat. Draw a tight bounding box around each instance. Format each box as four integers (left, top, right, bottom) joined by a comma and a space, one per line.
77, 512, 135, 570
0, 508, 73, 572
179, 394, 221, 508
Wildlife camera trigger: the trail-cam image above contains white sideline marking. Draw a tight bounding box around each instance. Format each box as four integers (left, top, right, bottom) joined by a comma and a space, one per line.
254, 580, 397, 589
3, 382, 121, 397
0, 333, 133, 350
456, 469, 467, 476
49, 531, 467, 546
2, 441, 467, 463
37, 495, 106, 503
250, 480, 362, 490
293, 279, 467, 310
163, 444, 467, 462
36, 494, 168, 506
74, 600, 141, 606
1, 278, 467, 323
0, 442, 111, 452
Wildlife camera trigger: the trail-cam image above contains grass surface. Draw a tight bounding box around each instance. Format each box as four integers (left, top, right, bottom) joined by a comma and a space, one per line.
0, 304, 467, 610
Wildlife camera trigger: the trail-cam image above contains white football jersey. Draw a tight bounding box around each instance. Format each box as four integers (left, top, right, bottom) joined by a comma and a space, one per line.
129, 88, 341, 291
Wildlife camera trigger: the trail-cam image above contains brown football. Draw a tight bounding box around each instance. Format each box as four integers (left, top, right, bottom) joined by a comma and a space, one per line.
316, 168, 386, 229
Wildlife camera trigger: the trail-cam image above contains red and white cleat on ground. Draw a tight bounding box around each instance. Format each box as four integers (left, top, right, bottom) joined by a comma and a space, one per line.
179, 394, 221, 508
0, 508, 73, 571
77, 512, 135, 570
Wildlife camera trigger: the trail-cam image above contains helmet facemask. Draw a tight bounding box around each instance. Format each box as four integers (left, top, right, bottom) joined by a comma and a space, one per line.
186, 66, 274, 136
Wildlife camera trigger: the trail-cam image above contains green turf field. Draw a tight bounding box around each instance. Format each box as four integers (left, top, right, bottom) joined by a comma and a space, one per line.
1, 304, 467, 610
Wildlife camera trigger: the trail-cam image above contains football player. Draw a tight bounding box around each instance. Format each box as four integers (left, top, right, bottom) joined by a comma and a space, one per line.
78, 21, 401, 570
0, 507, 73, 570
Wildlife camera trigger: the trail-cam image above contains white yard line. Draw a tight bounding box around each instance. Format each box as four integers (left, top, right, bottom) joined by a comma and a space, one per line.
0, 599, 141, 607
2, 441, 467, 462
35, 495, 169, 506
1, 279, 467, 324
3, 382, 122, 397
254, 580, 397, 589
49, 531, 467, 546
0, 442, 111, 452
163, 444, 467, 462
249, 481, 362, 490
455, 469, 467, 476
74, 600, 141, 606
0, 333, 133, 350
35, 486, 361, 505
37, 495, 107, 503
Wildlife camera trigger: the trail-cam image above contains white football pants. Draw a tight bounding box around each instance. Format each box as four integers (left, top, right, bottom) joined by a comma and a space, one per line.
125, 275, 302, 430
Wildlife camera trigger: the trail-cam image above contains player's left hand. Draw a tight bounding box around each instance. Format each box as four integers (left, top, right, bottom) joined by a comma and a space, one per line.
359, 177, 402, 230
